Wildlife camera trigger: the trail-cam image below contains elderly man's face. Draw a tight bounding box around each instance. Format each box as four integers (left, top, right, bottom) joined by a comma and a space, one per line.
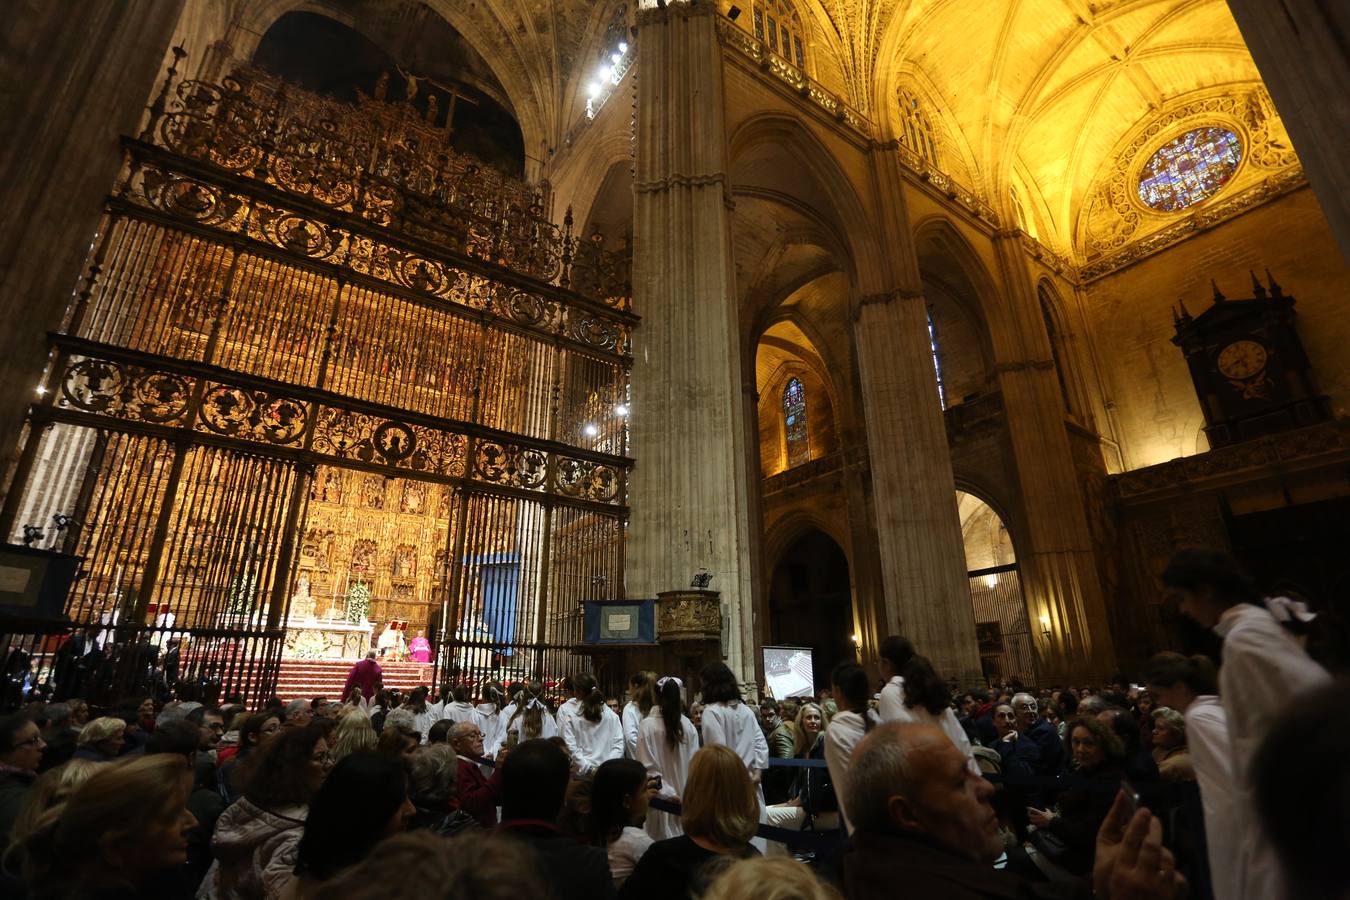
895, 732, 1001, 863
1012, 697, 1037, 729
451, 726, 485, 758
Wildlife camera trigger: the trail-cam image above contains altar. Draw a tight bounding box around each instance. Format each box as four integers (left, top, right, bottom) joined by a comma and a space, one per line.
282, 617, 374, 660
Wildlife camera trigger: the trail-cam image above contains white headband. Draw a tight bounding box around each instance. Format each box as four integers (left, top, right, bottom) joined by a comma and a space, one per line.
656, 675, 684, 692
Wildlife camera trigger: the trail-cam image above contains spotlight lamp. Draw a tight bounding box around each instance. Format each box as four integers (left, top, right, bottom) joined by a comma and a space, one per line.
583, 423, 600, 438
1039, 614, 1052, 639
614, 403, 628, 417
619, 41, 629, 53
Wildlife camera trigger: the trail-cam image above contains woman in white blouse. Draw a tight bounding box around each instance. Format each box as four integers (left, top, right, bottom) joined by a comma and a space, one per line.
635, 675, 700, 840
502, 681, 559, 747
587, 757, 657, 888
622, 671, 656, 759
697, 662, 769, 851
823, 661, 878, 833
561, 673, 625, 776
474, 682, 507, 759
875, 635, 974, 762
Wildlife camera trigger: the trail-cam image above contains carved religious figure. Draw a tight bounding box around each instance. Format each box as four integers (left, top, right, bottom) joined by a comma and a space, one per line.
361, 475, 385, 510
351, 538, 378, 573
401, 481, 427, 515
392, 544, 417, 579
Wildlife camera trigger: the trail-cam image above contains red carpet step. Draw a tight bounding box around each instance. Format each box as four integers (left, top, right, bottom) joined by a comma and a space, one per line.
275, 658, 435, 702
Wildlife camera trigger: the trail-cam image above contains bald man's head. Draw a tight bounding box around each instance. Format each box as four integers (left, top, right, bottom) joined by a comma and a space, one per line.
847, 723, 1001, 863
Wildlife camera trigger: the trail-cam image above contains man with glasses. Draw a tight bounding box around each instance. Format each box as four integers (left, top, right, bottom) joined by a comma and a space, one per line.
189, 706, 226, 757
0, 713, 45, 843
450, 720, 507, 827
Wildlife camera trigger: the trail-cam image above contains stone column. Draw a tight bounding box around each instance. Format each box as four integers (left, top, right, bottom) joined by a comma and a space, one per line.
1226, 0, 1350, 265
990, 232, 1116, 682
852, 148, 982, 685
627, 2, 761, 685
0, 0, 186, 496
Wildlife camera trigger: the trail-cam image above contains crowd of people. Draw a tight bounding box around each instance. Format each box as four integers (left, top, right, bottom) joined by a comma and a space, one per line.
0, 548, 1345, 899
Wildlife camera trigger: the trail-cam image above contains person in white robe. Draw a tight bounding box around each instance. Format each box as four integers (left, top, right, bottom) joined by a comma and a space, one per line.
440, 687, 478, 725
555, 684, 582, 734
562, 678, 625, 776
635, 676, 699, 840
1164, 549, 1330, 900
698, 662, 770, 852
401, 687, 445, 743
876, 637, 977, 777
1144, 652, 1239, 900
474, 684, 506, 759
621, 672, 655, 758
823, 661, 878, 834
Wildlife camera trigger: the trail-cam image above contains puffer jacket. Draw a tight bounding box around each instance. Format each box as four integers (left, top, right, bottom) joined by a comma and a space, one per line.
196, 798, 306, 900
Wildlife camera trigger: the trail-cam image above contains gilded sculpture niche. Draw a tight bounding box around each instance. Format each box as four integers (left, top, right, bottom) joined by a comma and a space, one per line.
2, 60, 635, 702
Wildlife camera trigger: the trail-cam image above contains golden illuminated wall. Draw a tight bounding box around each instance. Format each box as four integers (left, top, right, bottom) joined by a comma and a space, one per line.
1084, 187, 1350, 470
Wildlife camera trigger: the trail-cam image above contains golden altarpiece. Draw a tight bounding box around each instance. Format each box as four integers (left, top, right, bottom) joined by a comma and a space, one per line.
0, 57, 634, 703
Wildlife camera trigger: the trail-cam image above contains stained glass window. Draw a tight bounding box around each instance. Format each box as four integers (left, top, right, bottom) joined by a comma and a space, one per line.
755, 0, 805, 68
1136, 127, 1242, 212
927, 311, 946, 410
1039, 287, 1073, 413
783, 377, 809, 468
899, 89, 939, 167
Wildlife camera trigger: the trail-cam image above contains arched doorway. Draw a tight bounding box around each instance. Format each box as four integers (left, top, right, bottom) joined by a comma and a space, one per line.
767, 529, 854, 693
957, 491, 1038, 686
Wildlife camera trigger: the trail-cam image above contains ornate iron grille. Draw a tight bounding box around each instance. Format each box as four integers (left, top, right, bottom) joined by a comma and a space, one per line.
1, 62, 634, 707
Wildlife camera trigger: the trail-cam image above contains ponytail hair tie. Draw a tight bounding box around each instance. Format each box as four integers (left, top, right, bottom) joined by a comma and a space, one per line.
656, 675, 684, 692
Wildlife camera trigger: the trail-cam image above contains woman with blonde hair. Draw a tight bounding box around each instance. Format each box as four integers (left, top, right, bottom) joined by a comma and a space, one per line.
73, 716, 128, 763
21, 754, 197, 899
702, 857, 843, 900
619, 744, 760, 900
328, 708, 376, 764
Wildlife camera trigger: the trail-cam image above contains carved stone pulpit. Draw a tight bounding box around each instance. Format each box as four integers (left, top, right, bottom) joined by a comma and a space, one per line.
657, 588, 723, 678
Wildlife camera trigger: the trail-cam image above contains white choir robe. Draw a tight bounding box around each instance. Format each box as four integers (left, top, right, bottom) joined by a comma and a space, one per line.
700, 700, 770, 852
474, 703, 504, 758
1214, 602, 1330, 900
442, 701, 478, 725
562, 705, 626, 776
1183, 695, 1240, 900
877, 676, 977, 769
556, 696, 582, 735
635, 710, 699, 840
824, 709, 878, 833
621, 701, 643, 758
408, 701, 445, 744
503, 704, 559, 743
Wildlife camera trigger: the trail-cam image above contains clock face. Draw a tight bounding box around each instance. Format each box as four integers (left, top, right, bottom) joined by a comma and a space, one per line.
1216, 339, 1268, 380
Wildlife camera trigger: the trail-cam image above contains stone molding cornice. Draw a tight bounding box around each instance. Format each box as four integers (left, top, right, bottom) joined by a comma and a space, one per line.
857, 288, 923, 308
994, 359, 1057, 375
636, 1, 718, 26
633, 172, 729, 194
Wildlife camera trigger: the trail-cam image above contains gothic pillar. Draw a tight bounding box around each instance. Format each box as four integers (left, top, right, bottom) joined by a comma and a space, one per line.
990, 232, 1116, 682
852, 148, 982, 685
0, 0, 186, 497
1225, 0, 1350, 265
627, 2, 761, 685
